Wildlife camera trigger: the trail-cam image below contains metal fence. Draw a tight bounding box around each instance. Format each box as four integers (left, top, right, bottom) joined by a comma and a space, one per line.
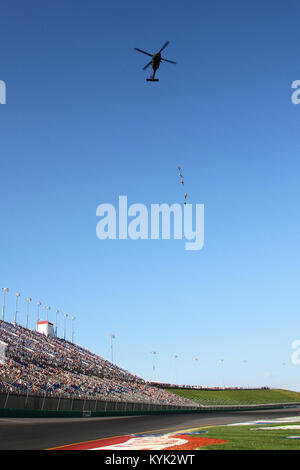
0, 390, 200, 413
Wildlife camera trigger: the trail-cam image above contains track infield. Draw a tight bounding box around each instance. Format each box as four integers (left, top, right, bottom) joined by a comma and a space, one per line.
49, 416, 300, 450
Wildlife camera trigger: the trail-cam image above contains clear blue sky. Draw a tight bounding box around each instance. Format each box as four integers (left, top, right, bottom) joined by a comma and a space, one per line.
1, 0, 300, 390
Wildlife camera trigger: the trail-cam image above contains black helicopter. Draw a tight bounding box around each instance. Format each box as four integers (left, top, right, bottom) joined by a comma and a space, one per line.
134, 41, 176, 82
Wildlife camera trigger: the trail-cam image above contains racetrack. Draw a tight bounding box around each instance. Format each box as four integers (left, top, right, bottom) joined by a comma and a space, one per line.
0, 407, 299, 450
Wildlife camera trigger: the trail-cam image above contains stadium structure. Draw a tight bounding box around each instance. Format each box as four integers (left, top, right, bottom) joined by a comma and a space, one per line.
0, 319, 200, 413
1, 318, 298, 417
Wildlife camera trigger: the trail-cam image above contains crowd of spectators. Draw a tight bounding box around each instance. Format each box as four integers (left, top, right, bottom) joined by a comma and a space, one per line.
0, 320, 197, 407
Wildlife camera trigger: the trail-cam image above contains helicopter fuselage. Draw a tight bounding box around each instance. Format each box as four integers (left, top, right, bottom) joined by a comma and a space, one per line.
151, 52, 162, 71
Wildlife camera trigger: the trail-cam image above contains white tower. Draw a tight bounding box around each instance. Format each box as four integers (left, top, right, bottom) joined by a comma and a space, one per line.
36, 320, 54, 337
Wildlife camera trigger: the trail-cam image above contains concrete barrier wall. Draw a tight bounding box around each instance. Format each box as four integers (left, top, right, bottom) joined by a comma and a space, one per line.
0, 392, 198, 416
1, 392, 297, 418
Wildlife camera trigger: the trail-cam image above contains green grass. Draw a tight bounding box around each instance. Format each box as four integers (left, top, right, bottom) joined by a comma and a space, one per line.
166, 388, 300, 406
195, 423, 300, 450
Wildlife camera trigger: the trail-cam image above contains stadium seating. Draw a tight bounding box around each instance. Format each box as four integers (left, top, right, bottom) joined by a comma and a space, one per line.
0, 320, 197, 407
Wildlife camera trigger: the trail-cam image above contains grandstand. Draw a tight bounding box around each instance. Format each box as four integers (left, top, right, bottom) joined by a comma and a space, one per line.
0, 320, 198, 408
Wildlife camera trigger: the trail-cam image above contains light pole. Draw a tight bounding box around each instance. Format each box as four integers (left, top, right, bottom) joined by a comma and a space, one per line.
220, 359, 225, 388
243, 360, 248, 388
55, 309, 59, 337
45, 306, 51, 322
194, 357, 199, 386
1, 288, 9, 321
110, 334, 115, 363
174, 355, 178, 385
25, 297, 32, 329
63, 313, 68, 340
14, 292, 20, 324
72, 316, 75, 343
37, 302, 41, 327
152, 351, 157, 381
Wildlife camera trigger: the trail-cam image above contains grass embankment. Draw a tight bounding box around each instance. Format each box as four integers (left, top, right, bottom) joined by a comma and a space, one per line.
166, 388, 300, 406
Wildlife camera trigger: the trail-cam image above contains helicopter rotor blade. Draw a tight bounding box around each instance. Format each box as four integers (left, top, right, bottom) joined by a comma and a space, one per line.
134, 48, 153, 57
143, 60, 152, 70
159, 41, 170, 53
161, 58, 177, 64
